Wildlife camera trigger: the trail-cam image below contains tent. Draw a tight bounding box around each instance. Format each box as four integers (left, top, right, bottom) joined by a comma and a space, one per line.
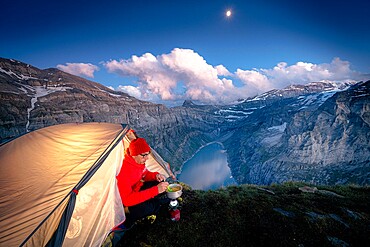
0, 122, 174, 246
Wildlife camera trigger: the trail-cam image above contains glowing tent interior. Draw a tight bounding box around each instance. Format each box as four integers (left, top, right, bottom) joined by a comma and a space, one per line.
0, 122, 173, 246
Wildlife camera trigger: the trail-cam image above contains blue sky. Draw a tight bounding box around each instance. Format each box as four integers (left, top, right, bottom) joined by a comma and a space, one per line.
1, 0, 369, 105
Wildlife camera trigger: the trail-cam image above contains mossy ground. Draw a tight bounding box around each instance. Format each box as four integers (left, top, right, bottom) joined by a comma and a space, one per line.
117, 182, 369, 247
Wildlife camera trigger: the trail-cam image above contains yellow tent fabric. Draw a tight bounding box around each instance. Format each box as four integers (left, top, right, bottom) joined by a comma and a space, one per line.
0, 122, 173, 247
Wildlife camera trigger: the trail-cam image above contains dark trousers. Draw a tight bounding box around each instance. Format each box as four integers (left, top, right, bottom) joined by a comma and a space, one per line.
124, 181, 170, 227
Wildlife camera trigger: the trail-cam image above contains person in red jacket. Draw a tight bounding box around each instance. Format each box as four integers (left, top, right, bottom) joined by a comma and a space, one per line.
116, 137, 170, 227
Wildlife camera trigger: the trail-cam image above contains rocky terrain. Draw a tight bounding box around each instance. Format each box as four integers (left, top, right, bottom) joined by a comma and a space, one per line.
118, 182, 370, 247
0, 58, 222, 169
1, 57, 369, 185
222, 81, 370, 185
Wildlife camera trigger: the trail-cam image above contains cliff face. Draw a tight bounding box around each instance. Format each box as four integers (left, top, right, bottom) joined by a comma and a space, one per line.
0, 58, 222, 171
1, 57, 369, 185
268, 82, 370, 185
225, 81, 370, 185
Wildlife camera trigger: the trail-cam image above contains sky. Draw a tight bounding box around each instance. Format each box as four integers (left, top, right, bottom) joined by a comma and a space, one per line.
1, 0, 370, 106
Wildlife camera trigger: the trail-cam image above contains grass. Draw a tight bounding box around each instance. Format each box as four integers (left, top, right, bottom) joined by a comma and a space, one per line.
117, 182, 370, 247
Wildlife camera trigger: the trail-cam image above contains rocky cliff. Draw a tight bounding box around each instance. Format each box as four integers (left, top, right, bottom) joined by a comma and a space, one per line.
1, 57, 369, 185
223, 81, 370, 185
0, 58, 223, 171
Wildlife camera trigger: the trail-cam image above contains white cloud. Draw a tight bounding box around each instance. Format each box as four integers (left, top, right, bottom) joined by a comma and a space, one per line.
117, 85, 142, 99
57, 63, 99, 78
106, 53, 177, 100
104, 49, 366, 104
236, 57, 366, 96
105, 48, 236, 103
235, 69, 273, 93
215, 65, 232, 76
117, 84, 162, 103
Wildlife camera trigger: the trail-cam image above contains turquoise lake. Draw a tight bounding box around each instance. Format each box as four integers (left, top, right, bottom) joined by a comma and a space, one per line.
178, 142, 236, 190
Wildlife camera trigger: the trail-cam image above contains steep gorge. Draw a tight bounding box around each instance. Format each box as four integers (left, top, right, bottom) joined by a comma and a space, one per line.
1, 57, 369, 185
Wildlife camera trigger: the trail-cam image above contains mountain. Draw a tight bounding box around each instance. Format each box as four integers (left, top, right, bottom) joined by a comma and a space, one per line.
221, 80, 369, 185
1, 57, 369, 186
213, 80, 355, 121
0, 58, 222, 171
178, 80, 369, 185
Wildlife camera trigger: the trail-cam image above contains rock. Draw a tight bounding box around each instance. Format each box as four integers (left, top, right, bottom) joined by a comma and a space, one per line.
226, 81, 370, 186
317, 190, 345, 198
299, 186, 318, 193
0, 58, 223, 172
273, 208, 296, 218
327, 236, 349, 247
1, 57, 369, 186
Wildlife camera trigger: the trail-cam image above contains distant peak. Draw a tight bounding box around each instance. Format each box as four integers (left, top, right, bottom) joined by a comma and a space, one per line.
182, 100, 196, 107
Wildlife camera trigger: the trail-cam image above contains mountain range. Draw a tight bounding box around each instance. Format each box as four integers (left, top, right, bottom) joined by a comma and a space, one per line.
1, 57, 369, 185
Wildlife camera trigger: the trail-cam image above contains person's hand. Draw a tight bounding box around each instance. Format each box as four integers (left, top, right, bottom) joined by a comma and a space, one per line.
157, 182, 169, 194
156, 173, 166, 182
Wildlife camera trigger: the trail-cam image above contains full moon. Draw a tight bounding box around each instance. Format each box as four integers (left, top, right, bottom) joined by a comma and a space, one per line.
226, 10, 232, 17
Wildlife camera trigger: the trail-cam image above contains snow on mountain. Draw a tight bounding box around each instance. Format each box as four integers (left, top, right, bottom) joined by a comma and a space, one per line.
25, 86, 73, 131
212, 81, 357, 122
1, 57, 368, 186
0, 66, 38, 81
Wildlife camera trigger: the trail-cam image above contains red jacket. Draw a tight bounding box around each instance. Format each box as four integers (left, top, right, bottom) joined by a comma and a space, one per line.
117, 153, 159, 206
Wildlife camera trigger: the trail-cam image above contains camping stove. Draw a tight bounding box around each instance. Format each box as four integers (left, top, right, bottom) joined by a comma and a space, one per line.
168, 199, 181, 221
169, 199, 179, 210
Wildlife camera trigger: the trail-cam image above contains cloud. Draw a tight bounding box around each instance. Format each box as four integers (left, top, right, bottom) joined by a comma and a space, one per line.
57, 63, 99, 78
104, 49, 366, 104
105, 53, 177, 100
236, 57, 365, 93
117, 85, 142, 99
105, 48, 236, 103
262, 58, 359, 86
215, 65, 232, 76
235, 69, 272, 95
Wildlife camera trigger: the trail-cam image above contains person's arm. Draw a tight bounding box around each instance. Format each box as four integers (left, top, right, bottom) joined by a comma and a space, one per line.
142, 170, 159, 181
144, 171, 166, 182
117, 177, 158, 206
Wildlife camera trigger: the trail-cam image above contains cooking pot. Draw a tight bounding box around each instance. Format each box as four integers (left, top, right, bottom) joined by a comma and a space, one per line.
166, 184, 183, 199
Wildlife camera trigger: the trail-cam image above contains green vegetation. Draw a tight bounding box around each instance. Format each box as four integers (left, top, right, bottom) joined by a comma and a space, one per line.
118, 182, 369, 247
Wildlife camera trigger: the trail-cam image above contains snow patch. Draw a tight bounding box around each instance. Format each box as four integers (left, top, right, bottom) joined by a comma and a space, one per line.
26, 86, 73, 132
19, 87, 28, 94
298, 90, 338, 110
0, 67, 38, 80
262, 123, 287, 147
267, 122, 287, 132
96, 87, 124, 97
217, 109, 252, 115
352, 94, 369, 98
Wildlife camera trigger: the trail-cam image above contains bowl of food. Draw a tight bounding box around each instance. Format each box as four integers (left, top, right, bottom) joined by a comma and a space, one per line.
167, 183, 183, 199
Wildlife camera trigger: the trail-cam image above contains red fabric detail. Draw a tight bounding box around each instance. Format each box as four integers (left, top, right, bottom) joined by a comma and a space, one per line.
116, 153, 159, 206
143, 169, 158, 181
132, 180, 144, 191
128, 138, 151, 156
128, 129, 136, 134
72, 189, 79, 195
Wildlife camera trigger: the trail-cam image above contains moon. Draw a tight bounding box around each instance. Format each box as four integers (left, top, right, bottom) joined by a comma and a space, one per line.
226, 10, 232, 17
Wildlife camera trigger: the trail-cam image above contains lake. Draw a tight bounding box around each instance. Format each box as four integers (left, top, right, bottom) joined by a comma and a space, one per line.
178, 142, 236, 190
